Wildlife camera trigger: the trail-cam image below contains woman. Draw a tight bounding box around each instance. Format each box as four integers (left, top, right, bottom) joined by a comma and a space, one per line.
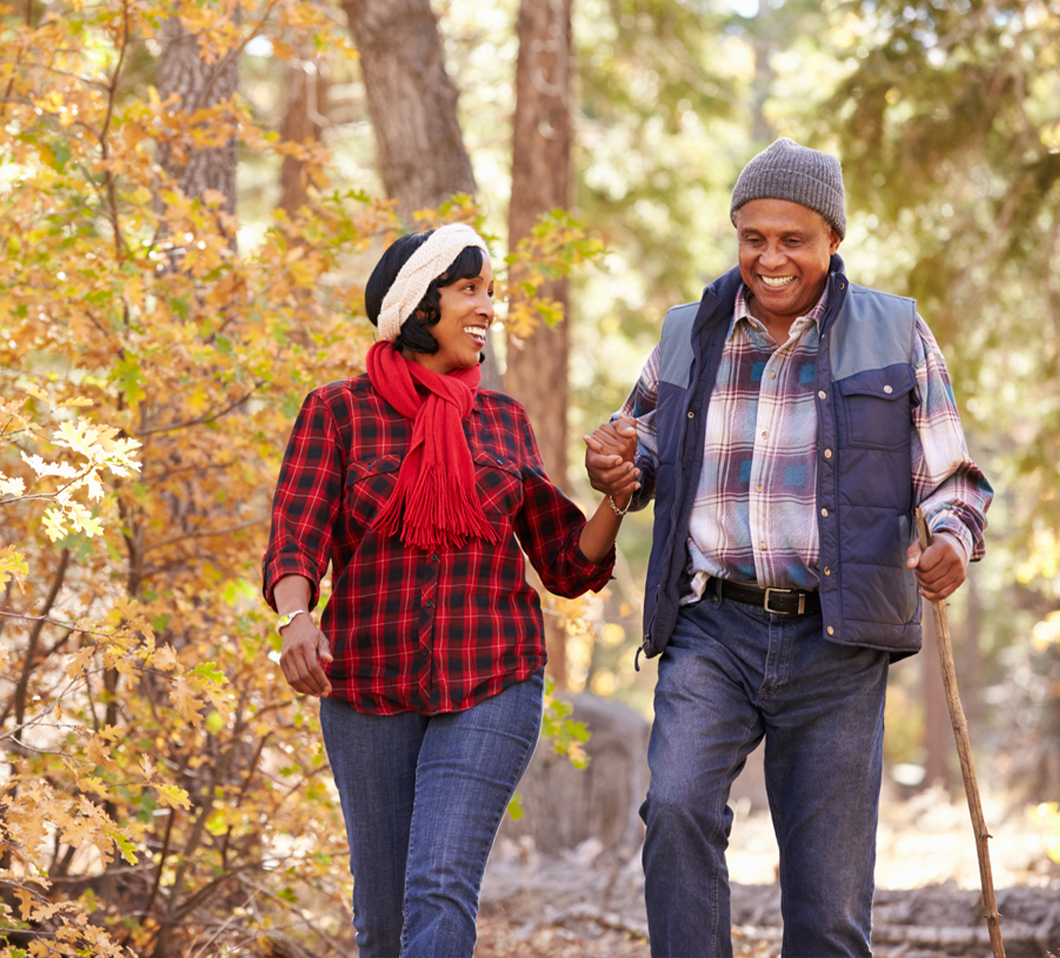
262, 223, 637, 958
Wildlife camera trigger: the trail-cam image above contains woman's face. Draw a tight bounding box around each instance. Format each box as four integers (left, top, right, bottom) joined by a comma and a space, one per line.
406, 252, 495, 376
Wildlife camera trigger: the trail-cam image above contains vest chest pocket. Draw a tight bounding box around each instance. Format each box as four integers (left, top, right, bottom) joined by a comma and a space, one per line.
836, 365, 916, 450
472, 448, 524, 516
344, 454, 402, 528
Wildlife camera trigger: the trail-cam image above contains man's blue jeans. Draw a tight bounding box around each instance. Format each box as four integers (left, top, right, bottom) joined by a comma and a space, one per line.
641, 593, 889, 958
320, 669, 544, 958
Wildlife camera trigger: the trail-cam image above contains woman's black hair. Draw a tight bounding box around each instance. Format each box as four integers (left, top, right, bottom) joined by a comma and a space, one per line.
364, 231, 485, 355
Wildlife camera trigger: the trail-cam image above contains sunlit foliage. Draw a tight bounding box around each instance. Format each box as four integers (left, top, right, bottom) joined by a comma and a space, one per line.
0, 1, 396, 953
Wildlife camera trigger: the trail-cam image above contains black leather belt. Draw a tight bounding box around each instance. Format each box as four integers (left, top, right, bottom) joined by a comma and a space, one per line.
708, 576, 821, 615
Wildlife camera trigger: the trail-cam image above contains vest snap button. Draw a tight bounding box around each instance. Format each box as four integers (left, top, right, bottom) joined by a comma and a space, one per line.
818, 390, 826, 400
824, 567, 831, 576
884, 385, 893, 394
687, 411, 695, 419
827, 626, 835, 635
821, 508, 828, 517
824, 448, 833, 459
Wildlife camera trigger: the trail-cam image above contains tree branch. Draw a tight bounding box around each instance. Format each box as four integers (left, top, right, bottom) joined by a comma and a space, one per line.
134, 386, 263, 438
11, 549, 70, 740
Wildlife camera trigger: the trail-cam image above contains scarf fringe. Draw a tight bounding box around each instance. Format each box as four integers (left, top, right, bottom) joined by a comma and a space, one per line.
367, 342, 497, 552
374, 465, 499, 552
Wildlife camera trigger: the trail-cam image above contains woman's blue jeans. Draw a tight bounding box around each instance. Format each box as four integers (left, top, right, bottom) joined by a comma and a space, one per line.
641, 594, 889, 958
320, 669, 544, 958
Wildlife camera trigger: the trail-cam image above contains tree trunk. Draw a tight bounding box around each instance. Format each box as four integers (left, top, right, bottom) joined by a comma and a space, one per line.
146, 30, 244, 952
156, 16, 239, 217
505, 0, 573, 492
506, 0, 573, 688
279, 59, 328, 215
340, 0, 476, 221
339, 0, 505, 388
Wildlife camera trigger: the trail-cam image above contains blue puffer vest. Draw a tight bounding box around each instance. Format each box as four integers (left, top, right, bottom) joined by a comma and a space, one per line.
639, 255, 923, 661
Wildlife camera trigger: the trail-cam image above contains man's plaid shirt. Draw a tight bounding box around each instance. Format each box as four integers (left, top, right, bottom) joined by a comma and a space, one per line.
264, 376, 613, 715
621, 284, 991, 600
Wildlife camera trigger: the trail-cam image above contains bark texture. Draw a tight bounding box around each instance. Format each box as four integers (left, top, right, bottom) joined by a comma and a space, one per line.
505, 0, 573, 492
505, 0, 574, 687
340, 0, 476, 220
156, 17, 239, 214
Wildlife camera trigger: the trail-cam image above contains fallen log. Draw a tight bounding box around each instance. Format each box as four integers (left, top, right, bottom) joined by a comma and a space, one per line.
547, 903, 649, 940
872, 920, 1045, 949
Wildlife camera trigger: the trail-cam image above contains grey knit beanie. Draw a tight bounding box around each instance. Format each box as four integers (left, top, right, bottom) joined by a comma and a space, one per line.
730, 137, 846, 239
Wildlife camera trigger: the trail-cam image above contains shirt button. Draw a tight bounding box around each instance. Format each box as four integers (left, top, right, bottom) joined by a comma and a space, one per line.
430, 554, 439, 563
755, 484, 763, 492
768, 371, 776, 380
424, 599, 434, 608
761, 430, 769, 439
818, 390, 826, 400
824, 448, 833, 459
758, 541, 766, 550
496, 457, 504, 464
821, 508, 828, 517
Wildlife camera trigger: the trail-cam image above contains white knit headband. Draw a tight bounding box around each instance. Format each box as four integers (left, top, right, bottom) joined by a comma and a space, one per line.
377, 223, 490, 343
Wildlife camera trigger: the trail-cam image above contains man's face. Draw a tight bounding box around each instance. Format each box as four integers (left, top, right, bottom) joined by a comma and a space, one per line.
735, 198, 841, 331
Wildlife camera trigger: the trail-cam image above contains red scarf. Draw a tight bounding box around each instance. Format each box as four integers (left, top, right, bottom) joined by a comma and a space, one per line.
366, 342, 498, 551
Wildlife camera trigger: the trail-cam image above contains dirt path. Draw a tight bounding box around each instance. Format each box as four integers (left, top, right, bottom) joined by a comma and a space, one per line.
476, 787, 1060, 957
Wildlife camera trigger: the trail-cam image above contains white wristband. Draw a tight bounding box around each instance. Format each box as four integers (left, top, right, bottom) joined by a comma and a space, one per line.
277, 609, 310, 633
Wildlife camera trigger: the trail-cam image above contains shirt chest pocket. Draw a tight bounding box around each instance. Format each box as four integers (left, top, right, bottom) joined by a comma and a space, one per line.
472, 448, 524, 517
836, 365, 917, 450
345, 454, 402, 528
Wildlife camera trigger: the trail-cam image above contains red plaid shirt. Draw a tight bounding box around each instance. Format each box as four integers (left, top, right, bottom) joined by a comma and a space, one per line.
263, 376, 614, 715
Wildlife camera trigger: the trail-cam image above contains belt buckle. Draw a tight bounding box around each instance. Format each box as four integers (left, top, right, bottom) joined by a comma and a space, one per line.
763, 587, 803, 615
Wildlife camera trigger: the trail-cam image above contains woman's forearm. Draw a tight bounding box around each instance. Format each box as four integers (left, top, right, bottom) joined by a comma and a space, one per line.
577, 417, 638, 564
578, 491, 632, 564
273, 574, 313, 615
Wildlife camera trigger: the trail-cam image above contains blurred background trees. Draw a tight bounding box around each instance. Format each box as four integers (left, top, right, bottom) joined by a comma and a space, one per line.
2, 0, 1060, 953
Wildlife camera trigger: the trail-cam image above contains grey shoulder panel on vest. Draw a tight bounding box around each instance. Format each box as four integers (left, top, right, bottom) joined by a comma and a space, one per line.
658, 302, 700, 388
829, 284, 917, 381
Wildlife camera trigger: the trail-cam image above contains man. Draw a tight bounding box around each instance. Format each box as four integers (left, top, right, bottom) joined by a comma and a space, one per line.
585, 138, 992, 957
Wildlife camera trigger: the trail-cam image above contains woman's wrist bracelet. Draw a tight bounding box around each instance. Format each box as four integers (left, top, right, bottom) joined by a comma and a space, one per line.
607, 494, 631, 517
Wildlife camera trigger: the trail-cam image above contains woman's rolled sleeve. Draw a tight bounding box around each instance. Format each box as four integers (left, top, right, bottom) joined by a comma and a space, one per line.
262, 392, 346, 611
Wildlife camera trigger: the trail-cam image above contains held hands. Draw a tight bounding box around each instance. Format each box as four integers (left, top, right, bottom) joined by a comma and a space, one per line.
906, 531, 968, 603
279, 615, 333, 697
584, 416, 640, 505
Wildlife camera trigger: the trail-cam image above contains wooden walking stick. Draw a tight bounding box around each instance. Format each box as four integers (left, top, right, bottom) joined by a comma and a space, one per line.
915, 508, 1006, 958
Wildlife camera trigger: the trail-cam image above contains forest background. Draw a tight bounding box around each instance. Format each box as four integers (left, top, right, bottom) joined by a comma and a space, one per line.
1, 0, 1060, 955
